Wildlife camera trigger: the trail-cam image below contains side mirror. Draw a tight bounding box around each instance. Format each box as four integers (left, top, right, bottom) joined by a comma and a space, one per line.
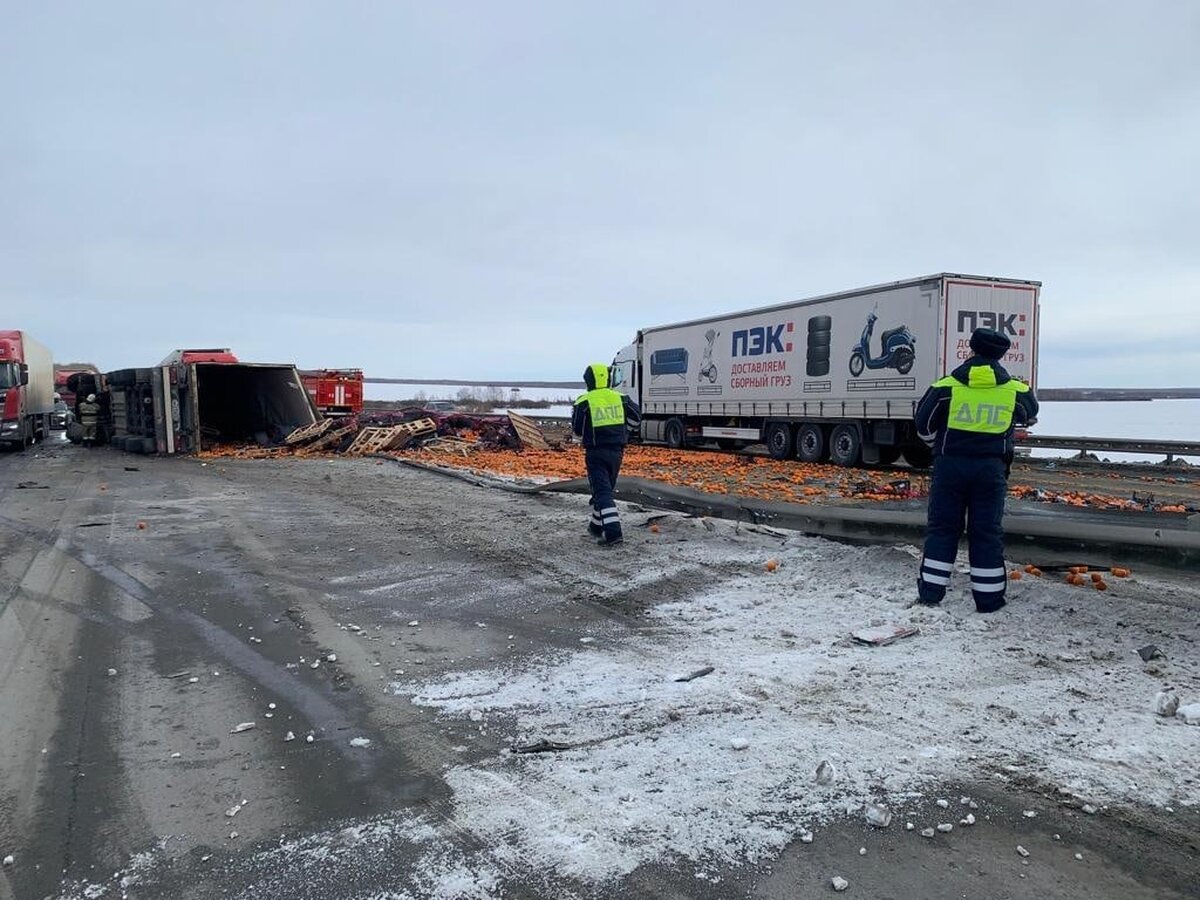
20, 364, 29, 386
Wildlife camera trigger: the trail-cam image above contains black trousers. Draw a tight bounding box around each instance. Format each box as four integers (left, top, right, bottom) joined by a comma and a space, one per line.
585, 446, 624, 541
918, 455, 1008, 611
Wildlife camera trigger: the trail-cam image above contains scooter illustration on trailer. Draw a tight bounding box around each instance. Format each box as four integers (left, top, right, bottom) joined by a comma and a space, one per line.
849, 310, 916, 377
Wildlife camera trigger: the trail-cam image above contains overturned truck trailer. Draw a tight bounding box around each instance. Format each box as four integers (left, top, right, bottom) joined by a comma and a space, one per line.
107, 349, 318, 454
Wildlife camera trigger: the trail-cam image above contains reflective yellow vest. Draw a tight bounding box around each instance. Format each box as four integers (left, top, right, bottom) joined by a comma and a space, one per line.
934, 366, 1030, 435
576, 363, 626, 430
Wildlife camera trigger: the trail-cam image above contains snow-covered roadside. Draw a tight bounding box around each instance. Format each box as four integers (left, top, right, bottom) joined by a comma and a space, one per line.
399, 515, 1200, 884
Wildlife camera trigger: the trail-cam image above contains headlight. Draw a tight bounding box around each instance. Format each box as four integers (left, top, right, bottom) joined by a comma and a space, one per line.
1, 422, 18, 431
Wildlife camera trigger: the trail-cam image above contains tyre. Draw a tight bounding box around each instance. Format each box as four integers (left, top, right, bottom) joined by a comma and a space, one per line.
107, 369, 135, 388
664, 418, 686, 450
829, 424, 862, 467
876, 445, 902, 466
806, 347, 830, 362
848, 352, 865, 378
796, 423, 828, 463
806, 359, 830, 377
902, 441, 933, 469
139, 436, 157, 455
807, 329, 831, 346
764, 422, 794, 461
895, 349, 914, 375
808, 315, 832, 332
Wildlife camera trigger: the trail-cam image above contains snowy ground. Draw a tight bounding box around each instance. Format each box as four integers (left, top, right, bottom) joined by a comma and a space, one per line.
393, 513, 1200, 887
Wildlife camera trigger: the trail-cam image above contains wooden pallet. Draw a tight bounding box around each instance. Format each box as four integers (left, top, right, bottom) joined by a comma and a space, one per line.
285, 418, 336, 446
423, 436, 475, 457
343, 427, 394, 456
303, 422, 357, 452
508, 411, 551, 450
389, 417, 437, 449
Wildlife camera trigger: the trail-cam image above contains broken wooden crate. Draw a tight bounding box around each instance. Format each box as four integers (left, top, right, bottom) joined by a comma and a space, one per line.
284, 418, 336, 446
507, 411, 551, 450
303, 421, 358, 453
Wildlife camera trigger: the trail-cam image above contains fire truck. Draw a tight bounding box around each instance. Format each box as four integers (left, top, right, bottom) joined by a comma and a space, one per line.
299, 369, 364, 417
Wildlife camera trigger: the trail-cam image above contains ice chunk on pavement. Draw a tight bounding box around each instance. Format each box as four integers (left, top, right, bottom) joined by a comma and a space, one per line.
920, 828, 935, 838
349, 737, 372, 748
1023, 810, 1037, 818
230, 722, 256, 734
284, 731, 295, 742
2, 855, 12, 866
865, 804, 892, 827
1177, 703, 1200, 725
306, 734, 315, 743
799, 831, 814, 844
815, 760, 836, 784
730, 737, 749, 751
832, 875, 849, 891
1017, 845, 1030, 857
937, 823, 953, 833
225, 800, 246, 818
936, 798, 949, 808
107, 668, 117, 676
961, 813, 976, 826
1153, 691, 1180, 717
327, 653, 337, 662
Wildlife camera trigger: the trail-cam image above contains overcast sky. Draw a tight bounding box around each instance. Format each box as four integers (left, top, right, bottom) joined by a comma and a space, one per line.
3, 2, 1198, 388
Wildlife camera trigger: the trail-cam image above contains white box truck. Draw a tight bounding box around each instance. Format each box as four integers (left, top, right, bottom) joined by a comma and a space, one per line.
609, 274, 1039, 467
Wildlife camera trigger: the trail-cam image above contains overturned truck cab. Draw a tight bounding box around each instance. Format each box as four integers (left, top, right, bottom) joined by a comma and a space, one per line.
106, 349, 318, 455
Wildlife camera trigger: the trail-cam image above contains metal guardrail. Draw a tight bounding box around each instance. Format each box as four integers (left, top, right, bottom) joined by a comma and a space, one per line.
1015, 434, 1200, 461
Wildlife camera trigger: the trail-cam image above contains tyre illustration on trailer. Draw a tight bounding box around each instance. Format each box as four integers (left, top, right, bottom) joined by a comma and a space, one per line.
806, 316, 831, 377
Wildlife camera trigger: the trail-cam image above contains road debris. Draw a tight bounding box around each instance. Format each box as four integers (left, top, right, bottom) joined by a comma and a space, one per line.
2, 855, 12, 866
225, 800, 247, 818
674, 666, 715, 682
166, 671, 191, 679
937, 823, 953, 833
284, 731, 295, 742
1017, 845, 1030, 857
1022, 809, 1037, 818
1177, 703, 1200, 725
305, 734, 315, 743
960, 813, 976, 826
815, 759, 836, 784
107, 668, 117, 677
799, 831, 814, 844
1137, 644, 1163, 662
1154, 691, 1181, 717
729, 737, 750, 751
936, 798, 949, 808
850, 624, 919, 646
349, 737, 372, 748
920, 828, 935, 838
230, 722, 256, 734
512, 739, 572, 754
1081, 804, 1098, 815
865, 804, 892, 827
831, 875, 849, 891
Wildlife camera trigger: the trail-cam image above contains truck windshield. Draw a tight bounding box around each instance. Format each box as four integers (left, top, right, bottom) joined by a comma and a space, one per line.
0, 363, 20, 389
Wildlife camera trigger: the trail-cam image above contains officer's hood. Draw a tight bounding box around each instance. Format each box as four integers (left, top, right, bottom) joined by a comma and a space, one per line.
582, 363, 609, 391
950, 358, 1012, 388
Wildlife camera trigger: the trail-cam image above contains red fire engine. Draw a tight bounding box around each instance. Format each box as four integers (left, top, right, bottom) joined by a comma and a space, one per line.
299, 369, 364, 416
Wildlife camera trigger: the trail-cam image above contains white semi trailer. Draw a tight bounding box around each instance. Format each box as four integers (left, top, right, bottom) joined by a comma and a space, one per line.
609, 273, 1040, 467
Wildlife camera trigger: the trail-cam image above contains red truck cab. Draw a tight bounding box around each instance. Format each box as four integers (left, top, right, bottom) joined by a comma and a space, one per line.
299, 369, 364, 416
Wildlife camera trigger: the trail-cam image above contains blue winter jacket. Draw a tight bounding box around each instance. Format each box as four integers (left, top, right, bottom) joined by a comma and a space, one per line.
915, 358, 1039, 458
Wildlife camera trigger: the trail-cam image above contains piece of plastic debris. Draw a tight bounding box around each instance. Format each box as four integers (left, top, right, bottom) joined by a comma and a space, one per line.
865, 804, 892, 828
230, 722, 256, 734
1017, 845, 1030, 857
937, 823, 953, 833
730, 737, 750, 751
815, 760, 836, 784
920, 828, 935, 838
349, 737, 372, 748
674, 666, 715, 682
831, 875, 849, 892
1137, 644, 1162, 662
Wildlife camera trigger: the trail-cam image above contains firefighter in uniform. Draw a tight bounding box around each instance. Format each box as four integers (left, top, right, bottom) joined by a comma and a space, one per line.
79, 393, 100, 448
572, 363, 641, 545
915, 328, 1039, 612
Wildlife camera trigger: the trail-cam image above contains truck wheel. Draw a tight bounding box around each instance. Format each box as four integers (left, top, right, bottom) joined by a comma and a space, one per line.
877, 445, 902, 466
664, 418, 686, 450
829, 424, 862, 467
764, 422, 794, 461
902, 442, 933, 469
848, 352, 865, 378
796, 423, 828, 463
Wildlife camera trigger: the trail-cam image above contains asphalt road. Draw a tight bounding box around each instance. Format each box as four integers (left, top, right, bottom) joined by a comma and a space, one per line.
1, 439, 1196, 899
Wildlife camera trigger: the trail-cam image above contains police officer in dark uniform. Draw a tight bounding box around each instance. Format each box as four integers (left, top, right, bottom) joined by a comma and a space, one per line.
572, 362, 641, 545
914, 328, 1039, 612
